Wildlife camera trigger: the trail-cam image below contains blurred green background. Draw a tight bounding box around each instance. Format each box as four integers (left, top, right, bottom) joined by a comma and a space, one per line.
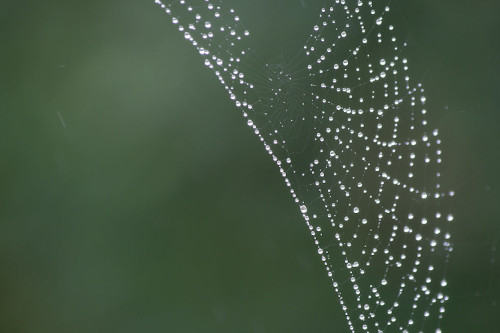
1, 0, 499, 332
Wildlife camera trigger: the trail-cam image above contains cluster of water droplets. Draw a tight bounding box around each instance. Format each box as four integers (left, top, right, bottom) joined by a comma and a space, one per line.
155, 0, 453, 332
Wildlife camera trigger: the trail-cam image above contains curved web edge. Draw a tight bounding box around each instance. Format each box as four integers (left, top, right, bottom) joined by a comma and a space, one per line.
154, 0, 454, 332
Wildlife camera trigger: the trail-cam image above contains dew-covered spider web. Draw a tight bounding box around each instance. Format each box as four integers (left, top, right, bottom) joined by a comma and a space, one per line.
154, 0, 454, 331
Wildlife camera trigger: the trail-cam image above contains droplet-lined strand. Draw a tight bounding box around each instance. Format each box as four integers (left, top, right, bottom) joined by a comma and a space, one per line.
155, 1, 453, 332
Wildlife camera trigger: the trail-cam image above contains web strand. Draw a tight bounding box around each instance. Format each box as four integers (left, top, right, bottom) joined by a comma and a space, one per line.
154, 1, 453, 331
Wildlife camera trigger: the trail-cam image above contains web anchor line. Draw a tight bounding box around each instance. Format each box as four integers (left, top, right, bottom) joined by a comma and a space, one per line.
155, 1, 453, 332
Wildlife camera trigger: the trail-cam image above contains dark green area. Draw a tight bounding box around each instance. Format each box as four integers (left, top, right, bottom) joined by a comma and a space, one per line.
1, 0, 499, 332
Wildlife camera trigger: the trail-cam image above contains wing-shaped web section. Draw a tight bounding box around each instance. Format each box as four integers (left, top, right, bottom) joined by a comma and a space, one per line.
154, 1, 453, 332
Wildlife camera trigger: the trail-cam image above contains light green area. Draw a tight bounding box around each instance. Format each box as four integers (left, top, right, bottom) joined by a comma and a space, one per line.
1, 1, 499, 332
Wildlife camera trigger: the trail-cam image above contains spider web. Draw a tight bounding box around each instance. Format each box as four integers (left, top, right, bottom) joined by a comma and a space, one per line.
154, 0, 453, 331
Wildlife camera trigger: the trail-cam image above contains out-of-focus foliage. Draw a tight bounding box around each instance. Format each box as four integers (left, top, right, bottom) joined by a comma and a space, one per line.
1, 1, 499, 332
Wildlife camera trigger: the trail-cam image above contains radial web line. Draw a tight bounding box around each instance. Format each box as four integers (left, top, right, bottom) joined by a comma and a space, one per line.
154, 1, 454, 332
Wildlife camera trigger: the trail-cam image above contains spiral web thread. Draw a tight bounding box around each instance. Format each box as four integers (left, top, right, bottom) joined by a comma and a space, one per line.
154, 0, 454, 331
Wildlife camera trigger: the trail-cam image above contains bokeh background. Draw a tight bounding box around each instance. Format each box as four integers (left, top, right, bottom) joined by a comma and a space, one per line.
1, 0, 499, 332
